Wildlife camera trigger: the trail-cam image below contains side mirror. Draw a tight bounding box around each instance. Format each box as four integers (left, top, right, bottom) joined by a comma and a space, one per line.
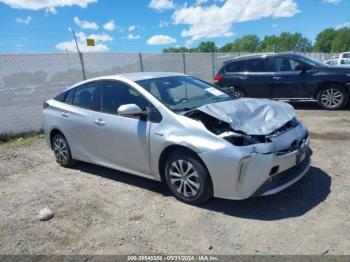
295, 64, 310, 73
117, 104, 144, 116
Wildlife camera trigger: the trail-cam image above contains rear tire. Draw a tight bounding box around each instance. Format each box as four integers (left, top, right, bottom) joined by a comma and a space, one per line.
52, 134, 76, 167
164, 150, 213, 205
232, 88, 245, 99
317, 84, 348, 110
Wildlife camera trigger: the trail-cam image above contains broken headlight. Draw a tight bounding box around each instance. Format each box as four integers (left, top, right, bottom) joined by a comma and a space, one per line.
219, 131, 270, 146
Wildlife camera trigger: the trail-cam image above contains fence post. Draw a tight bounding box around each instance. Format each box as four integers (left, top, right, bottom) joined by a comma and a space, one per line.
79, 52, 87, 80
182, 52, 187, 74
139, 53, 144, 72
211, 52, 216, 79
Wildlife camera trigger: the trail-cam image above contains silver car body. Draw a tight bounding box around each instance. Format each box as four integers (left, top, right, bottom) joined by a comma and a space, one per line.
43, 72, 311, 200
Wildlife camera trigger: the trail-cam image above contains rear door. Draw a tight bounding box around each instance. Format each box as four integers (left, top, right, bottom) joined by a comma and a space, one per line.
268, 56, 310, 99
239, 57, 272, 98
58, 82, 99, 161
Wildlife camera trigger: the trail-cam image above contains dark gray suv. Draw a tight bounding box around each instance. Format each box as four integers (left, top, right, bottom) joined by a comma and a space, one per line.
215, 53, 350, 109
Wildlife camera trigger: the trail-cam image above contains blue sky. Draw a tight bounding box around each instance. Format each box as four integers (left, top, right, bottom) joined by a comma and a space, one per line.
0, 0, 349, 53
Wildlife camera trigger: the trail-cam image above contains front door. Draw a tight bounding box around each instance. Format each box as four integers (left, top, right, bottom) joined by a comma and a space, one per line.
268, 56, 309, 99
93, 80, 151, 175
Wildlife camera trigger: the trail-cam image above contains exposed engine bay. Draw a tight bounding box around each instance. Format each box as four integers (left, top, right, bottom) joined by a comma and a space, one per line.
185, 110, 299, 146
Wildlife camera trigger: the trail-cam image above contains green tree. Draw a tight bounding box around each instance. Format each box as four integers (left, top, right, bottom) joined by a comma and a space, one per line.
198, 41, 217, 52
163, 47, 189, 53
331, 28, 350, 52
234, 35, 261, 52
260, 32, 311, 52
314, 28, 337, 52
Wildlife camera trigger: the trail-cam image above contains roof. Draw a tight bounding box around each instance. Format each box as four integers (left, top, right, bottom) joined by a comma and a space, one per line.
117, 72, 185, 81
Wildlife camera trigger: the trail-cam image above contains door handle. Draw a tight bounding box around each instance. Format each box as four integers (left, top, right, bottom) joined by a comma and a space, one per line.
61, 112, 69, 117
239, 76, 248, 80
273, 76, 282, 80
94, 119, 106, 126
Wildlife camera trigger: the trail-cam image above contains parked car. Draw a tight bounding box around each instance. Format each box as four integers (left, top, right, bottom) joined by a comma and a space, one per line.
43, 72, 311, 204
324, 54, 350, 66
215, 53, 350, 109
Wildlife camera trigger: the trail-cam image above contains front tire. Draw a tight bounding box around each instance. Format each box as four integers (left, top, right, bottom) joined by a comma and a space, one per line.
52, 134, 76, 167
317, 84, 348, 110
164, 150, 213, 205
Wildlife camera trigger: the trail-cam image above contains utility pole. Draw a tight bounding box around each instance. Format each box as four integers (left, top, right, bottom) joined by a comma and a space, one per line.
72, 30, 86, 80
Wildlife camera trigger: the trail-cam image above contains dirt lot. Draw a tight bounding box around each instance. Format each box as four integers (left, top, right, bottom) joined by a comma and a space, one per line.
1, 102, 350, 255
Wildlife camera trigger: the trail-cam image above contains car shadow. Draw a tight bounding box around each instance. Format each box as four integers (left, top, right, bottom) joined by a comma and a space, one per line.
288, 101, 350, 110
200, 166, 331, 220
72, 162, 170, 196
73, 163, 331, 221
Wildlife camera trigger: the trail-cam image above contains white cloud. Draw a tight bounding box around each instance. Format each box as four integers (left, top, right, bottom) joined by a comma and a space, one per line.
73, 16, 99, 30
323, 0, 341, 4
147, 34, 176, 45
15, 16, 31, 25
103, 19, 116, 31
159, 21, 169, 28
336, 22, 350, 29
128, 25, 136, 31
127, 33, 141, 40
56, 31, 112, 52
0, 0, 97, 14
172, 0, 299, 42
149, 0, 174, 10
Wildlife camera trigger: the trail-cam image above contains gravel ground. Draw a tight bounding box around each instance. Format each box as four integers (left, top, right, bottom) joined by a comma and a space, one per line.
0, 102, 349, 255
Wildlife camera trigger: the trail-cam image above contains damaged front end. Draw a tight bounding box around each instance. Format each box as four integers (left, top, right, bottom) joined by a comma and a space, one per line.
185, 106, 300, 147
183, 99, 311, 200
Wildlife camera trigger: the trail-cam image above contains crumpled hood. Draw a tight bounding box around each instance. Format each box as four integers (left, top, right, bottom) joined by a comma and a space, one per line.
196, 98, 295, 135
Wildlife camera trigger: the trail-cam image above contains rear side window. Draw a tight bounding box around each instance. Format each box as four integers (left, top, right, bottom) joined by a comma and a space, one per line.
225, 60, 246, 72
343, 53, 350, 58
72, 82, 99, 110
54, 91, 66, 102
244, 58, 268, 72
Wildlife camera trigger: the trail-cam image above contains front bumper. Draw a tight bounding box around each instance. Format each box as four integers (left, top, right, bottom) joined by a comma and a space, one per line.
199, 124, 311, 200
252, 151, 311, 197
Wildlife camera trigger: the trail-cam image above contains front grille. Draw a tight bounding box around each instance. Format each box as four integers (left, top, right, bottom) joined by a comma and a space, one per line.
276, 132, 309, 156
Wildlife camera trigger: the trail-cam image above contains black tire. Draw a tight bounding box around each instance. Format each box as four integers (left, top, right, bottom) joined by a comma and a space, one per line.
232, 88, 245, 99
52, 133, 76, 167
164, 150, 213, 205
317, 84, 348, 110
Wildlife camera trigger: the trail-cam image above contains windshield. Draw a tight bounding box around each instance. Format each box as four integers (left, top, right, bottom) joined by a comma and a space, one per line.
297, 54, 325, 67
136, 76, 233, 113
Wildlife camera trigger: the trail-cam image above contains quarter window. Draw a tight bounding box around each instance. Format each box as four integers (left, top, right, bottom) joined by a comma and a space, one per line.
72, 82, 99, 110
244, 58, 268, 72
226, 60, 246, 72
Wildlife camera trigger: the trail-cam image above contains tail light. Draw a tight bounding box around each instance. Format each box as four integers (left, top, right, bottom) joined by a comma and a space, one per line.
214, 74, 223, 83
43, 101, 49, 109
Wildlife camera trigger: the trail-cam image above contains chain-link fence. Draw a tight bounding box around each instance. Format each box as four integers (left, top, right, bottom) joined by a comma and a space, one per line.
0, 52, 338, 138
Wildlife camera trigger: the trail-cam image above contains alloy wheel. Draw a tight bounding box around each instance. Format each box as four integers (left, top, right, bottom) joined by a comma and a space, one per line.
320, 88, 343, 108
53, 137, 68, 164
169, 159, 201, 198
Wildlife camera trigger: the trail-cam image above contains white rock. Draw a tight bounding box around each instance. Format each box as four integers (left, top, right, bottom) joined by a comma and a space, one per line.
38, 208, 54, 221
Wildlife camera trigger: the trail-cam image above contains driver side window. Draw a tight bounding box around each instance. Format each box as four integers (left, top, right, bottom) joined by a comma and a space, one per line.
270, 57, 302, 72
100, 81, 149, 115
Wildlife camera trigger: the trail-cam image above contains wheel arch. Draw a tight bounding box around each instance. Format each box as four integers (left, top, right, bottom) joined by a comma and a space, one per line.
314, 81, 349, 100
158, 144, 213, 187
49, 128, 65, 149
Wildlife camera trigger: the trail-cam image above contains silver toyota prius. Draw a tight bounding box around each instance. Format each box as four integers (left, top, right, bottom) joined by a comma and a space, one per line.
42, 72, 311, 204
